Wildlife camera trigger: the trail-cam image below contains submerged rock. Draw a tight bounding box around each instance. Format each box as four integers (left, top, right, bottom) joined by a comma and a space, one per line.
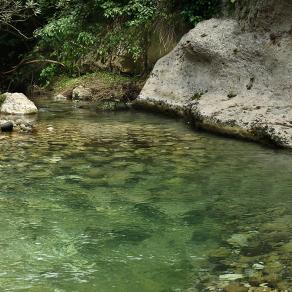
219, 274, 244, 281
252, 263, 265, 270
0, 116, 36, 134
227, 233, 253, 248
224, 284, 248, 292
0, 93, 38, 115
135, 3, 292, 148
53, 94, 67, 101
18, 122, 34, 133
96, 100, 130, 111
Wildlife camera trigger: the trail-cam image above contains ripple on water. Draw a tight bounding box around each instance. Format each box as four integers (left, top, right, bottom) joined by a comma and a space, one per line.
0, 99, 292, 291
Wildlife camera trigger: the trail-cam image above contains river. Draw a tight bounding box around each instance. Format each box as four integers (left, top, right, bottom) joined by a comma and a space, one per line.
0, 99, 291, 291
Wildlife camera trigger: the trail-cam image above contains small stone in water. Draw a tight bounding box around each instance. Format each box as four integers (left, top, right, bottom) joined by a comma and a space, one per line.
219, 274, 244, 281
252, 263, 265, 270
281, 240, 292, 253
227, 233, 251, 247
224, 284, 248, 292
259, 283, 269, 288
48, 156, 62, 163
0, 121, 13, 132
47, 126, 54, 131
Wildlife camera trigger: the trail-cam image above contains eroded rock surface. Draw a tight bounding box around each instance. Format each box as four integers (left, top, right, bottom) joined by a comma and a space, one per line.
136, 15, 292, 148
72, 86, 93, 100
0, 93, 38, 115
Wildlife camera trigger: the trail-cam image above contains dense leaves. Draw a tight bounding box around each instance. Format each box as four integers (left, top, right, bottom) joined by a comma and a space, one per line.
0, 0, 226, 89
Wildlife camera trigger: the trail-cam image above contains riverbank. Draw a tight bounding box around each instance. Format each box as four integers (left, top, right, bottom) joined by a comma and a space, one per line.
32, 68, 291, 150
35, 72, 144, 103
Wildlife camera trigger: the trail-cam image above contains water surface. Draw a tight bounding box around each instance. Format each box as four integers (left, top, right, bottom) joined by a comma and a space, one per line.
0, 100, 291, 291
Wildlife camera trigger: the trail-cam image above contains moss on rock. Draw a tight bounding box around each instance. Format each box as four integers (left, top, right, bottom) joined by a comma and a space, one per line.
0, 94, 6, 106
50, 71, 144, 103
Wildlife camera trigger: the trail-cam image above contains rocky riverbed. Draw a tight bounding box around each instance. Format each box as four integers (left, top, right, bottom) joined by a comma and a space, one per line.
0, 100, 292, 292
0, 98, 292, 291
193, 203, 292, 291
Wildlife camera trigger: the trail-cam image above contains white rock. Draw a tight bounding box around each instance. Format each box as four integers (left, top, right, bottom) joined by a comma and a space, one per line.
259, 283, 269, 288
72, 86, 92, 100
0, 93, 38, 115
47, 127, 54, 132
53, 94, 67, 101
219, 274, 244, 281
253, 263, 265, 270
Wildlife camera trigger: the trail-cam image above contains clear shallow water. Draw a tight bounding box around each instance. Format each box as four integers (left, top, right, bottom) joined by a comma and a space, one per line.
0, 100, 292, 291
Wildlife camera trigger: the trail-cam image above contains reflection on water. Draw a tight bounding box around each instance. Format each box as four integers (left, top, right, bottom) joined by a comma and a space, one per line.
0, 99, 291, 291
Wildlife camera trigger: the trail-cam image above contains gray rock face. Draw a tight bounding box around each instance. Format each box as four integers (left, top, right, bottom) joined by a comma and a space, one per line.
72, 86, 92, 100
136, 17, 292, 148
0, 93, 38, 115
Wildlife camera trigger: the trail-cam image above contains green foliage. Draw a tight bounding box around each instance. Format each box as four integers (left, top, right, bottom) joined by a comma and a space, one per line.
191, 90, 205, 101
39, 64, 58, 85
1, 0, 222, 89
33, 0, 222, 84
177, 0, 222, 26
52, 71, 135, 94
35, 0, 157, 76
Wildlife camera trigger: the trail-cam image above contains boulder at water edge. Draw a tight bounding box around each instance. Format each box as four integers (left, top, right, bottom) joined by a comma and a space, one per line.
72, 86, 93, 100
0, 93, 38, 115
136, 0, 292, 148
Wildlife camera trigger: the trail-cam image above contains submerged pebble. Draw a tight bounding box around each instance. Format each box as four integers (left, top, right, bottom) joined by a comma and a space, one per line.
252, 263, 265, 270
219, 274, 244, 281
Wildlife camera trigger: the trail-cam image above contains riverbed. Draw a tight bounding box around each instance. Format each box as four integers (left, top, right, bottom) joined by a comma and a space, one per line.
0, 99, 291, 291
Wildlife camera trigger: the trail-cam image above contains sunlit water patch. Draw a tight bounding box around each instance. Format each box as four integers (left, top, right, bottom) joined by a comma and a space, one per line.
0, 99, 291, 291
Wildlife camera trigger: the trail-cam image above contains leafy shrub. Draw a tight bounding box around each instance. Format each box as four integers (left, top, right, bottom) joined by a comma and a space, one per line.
1, 0, 223, 88
34, 0, 222, 83
178, 0, 222, 26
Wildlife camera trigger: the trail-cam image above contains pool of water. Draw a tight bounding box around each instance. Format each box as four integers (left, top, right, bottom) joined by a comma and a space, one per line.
0, 99, 291, 291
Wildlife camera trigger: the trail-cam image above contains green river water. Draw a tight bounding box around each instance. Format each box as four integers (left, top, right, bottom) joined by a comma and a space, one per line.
0, 100, 291, 291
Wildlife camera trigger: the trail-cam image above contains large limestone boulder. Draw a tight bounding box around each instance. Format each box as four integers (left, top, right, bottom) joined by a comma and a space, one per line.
136, 6, 292, 148
0, 93, 38, 115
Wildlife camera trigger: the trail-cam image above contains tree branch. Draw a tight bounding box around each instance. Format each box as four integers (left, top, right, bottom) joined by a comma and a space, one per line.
2, 59, 65, 75
0, 20, 33, 39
